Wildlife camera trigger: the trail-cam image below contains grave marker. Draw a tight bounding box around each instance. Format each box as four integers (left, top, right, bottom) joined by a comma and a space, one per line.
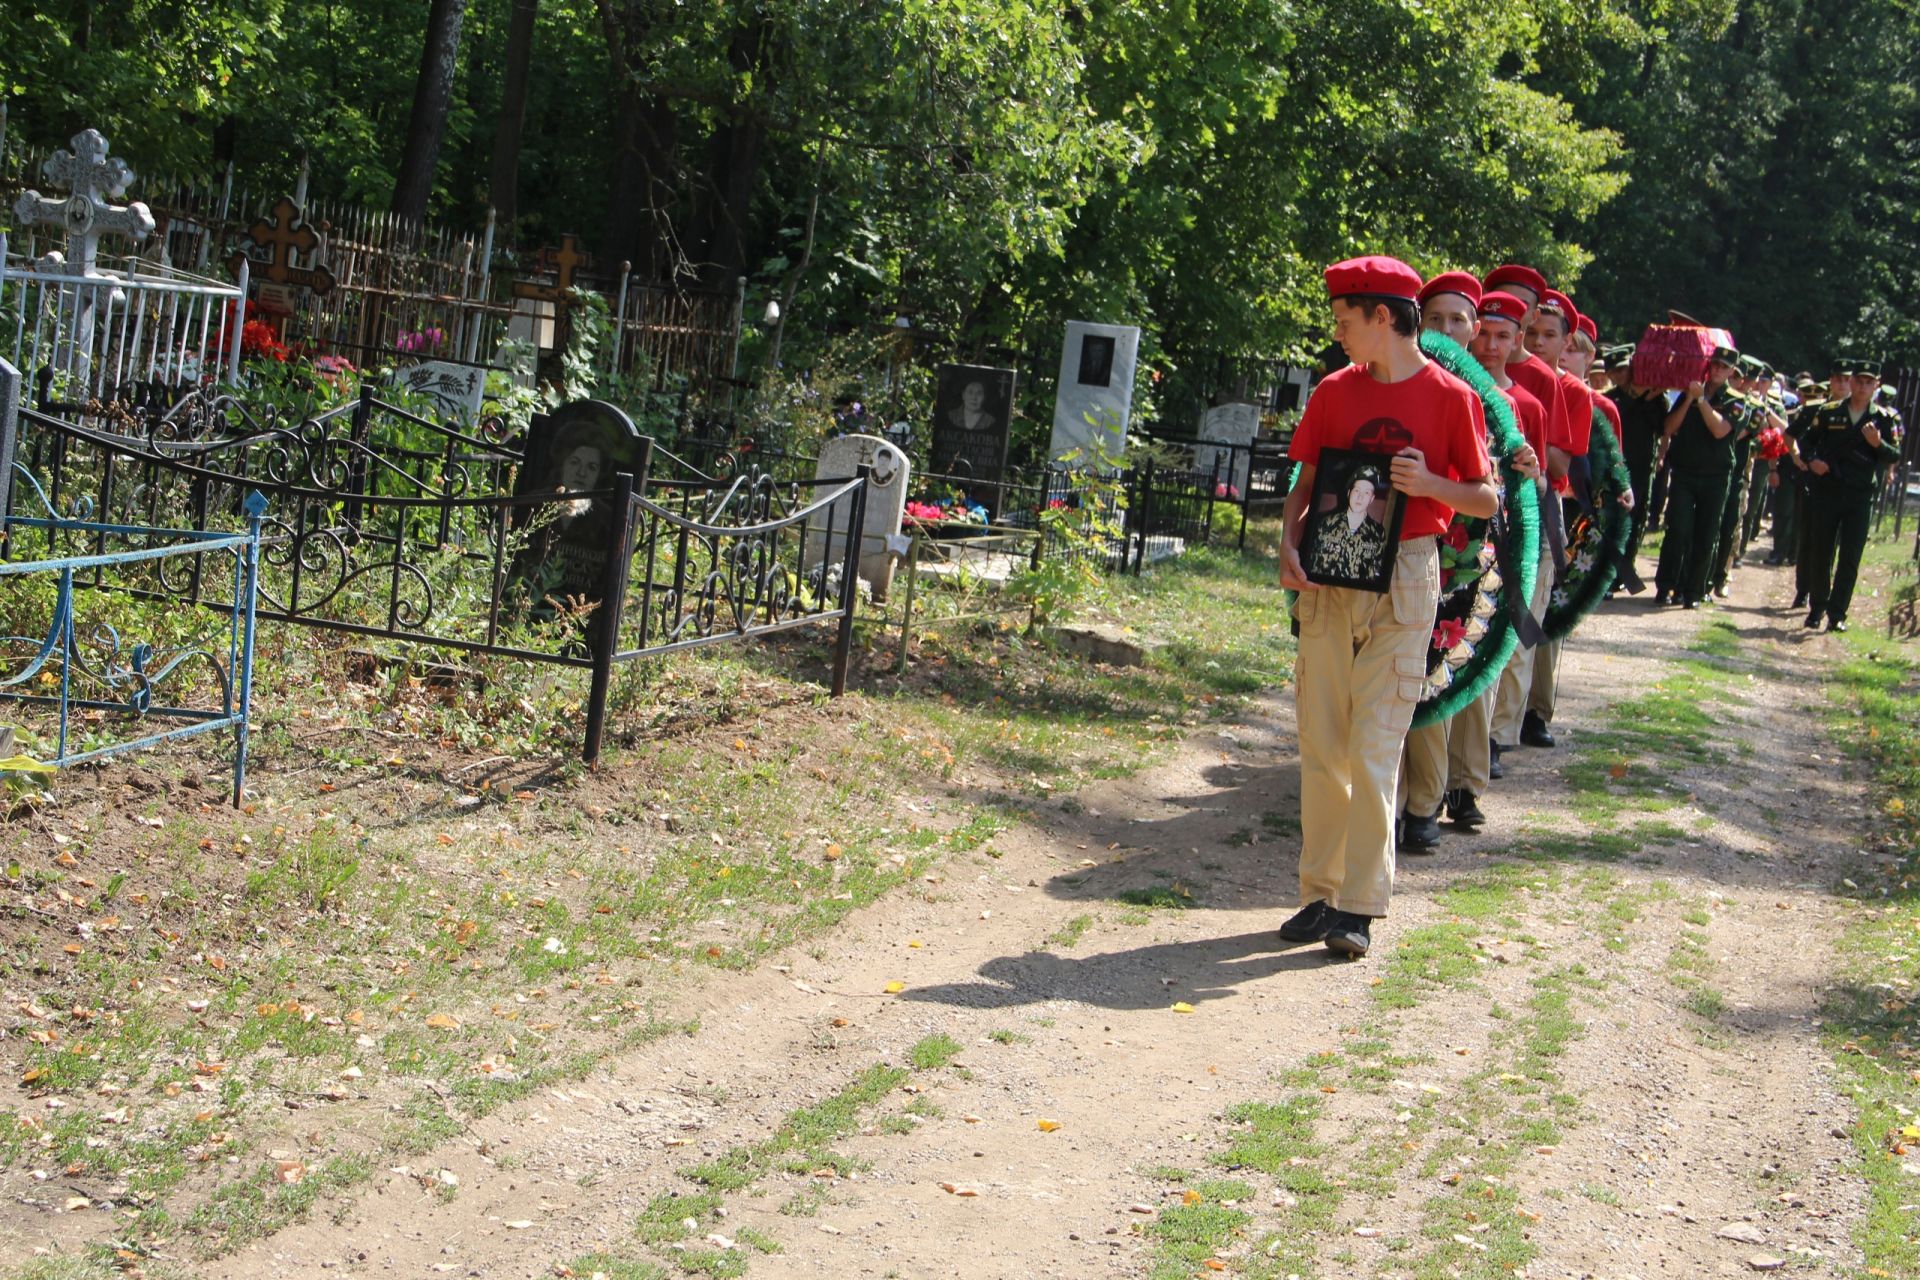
810, 434, 910, 601
930, 363, 1015, 518
1049, 321, 1140, 465
508, 400, 645, 613
11, 128, 155, 275
227, 196, 337, 296
390, 360, 486, 424
1198, 402, 1260, 494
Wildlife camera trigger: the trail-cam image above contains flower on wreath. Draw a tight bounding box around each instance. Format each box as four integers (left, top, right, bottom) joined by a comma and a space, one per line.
1431, 618, 1468, 652
239, 319, 289, 363
1442, 518, 1471, 552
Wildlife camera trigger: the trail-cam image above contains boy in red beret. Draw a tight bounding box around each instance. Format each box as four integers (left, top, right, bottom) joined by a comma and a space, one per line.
1279, 256, 1497, 957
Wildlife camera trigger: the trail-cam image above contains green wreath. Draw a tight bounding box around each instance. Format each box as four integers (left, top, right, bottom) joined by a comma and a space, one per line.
1408, 332, 1542, 729
1542, 405, 1633, 641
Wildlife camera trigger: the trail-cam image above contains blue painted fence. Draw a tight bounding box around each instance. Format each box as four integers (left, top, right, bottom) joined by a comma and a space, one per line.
1, 465, 265, 805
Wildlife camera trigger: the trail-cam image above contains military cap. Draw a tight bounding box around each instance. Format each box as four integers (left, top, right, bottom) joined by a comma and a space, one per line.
1607, 345, 1636, 371
1709, 345, 1740, 366
1854, 358, 1883, 379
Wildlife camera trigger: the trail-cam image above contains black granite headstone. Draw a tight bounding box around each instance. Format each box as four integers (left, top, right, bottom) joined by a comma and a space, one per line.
929, 363, 1015, 519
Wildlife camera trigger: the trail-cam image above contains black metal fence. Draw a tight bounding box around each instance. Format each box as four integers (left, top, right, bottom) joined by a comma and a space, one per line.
5, 397, 872, 762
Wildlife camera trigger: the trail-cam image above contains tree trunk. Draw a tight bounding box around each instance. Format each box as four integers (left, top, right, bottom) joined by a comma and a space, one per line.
599, 1, 679, 276
690, 16, 772, 288
392, 0, 470, 222
489, 0, 539, 235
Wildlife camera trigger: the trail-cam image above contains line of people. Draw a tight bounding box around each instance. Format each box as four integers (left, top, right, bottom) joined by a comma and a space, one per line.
1275, 253, 1904, 959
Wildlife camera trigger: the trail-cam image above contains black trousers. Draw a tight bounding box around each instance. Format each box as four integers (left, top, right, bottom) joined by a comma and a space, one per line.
1771, 476, 1800, 561
1655, 469, 1733, 604
1621, 430, 1657, 580
1803, 488, 1873, 622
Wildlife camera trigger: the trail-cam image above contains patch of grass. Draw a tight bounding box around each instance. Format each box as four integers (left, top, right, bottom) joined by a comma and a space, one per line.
1144, 1179, 1255, 1280
1114, 883, 1196, 910
1045, 913, 1096, 949
184, 1154, 372, 1257
1375, 923, 1481, 1010
569, 1252, 670, 1280
908, 1032, 963, 1070
986, 1029, 1029, 1045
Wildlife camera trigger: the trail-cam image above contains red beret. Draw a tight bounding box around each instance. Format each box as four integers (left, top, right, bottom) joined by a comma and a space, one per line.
1541, 289, 1579, 333
1418, 271, 1483, 309
1574, 314, 1597, 343
1324, 255, 1422, 303
1479, 291, 1528, 326
1484, 264, 1548, 298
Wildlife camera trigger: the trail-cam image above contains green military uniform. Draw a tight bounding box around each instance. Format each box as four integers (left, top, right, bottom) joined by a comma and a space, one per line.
1783, 387, 1834, 585
1802, 360, 1903, 629
1655, 368, 1740, 607
1738, 368, 1784, 552
1766, 381, 1819, 566
1708, 367, 1760, 594
1607, 346, 1665, 583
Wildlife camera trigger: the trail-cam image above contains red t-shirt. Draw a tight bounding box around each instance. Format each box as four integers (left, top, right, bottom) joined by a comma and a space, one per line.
1500, 380, 1549, 465
1553, 371, 1593, 458
1594, 388, 1621, 438
1509, 353, 1561, 447
1290, 360, 1491, 539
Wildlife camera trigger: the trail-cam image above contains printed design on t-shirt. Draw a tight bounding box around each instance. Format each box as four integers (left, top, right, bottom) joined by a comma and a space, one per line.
1352, 417, 1415, 455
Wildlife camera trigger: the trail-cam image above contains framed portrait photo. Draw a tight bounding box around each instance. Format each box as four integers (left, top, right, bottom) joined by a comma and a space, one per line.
1297, 447, 1405, 592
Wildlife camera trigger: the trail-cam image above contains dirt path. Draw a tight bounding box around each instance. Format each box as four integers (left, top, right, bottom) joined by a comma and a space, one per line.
206, 554, 1878, 1280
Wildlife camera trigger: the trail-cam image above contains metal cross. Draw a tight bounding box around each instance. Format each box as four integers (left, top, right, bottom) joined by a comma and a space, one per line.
11, 128, 155, 276
513, 234, 588, 303
228, 196, 337, 295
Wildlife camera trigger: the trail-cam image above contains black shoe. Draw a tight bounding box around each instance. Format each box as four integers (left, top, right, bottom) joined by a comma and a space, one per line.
1520, 711, 1556, 749
1764, 554, 1785, 566
1683, 599, 1701, 610
1323, 911, 1372, 958
1400, 811, 1441, 852
1712, 584, 1730, 600
1444, 788, 1487, 828
1804, 609, 1823, 629
1488, 740, 1506, 780
1827, 617, 1848, 633
1278, 900, 1333, 944
1653, 590, 1671, 606
1791, 592, 1808, 609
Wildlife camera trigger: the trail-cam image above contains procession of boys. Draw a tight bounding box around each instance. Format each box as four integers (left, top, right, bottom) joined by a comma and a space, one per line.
1276, 255, 1906, 959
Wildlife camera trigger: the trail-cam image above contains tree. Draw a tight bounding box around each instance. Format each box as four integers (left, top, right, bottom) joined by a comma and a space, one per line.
392, 0, 470, 222
488, 0, 540, 234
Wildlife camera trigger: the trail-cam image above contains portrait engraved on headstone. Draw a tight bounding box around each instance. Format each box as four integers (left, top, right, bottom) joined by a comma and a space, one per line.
508, 400, 645, 614
930, 364, 1015, 518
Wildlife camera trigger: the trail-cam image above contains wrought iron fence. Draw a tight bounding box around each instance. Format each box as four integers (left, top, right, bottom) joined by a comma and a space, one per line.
5, 401, 871, 762
0, 464, 264, 803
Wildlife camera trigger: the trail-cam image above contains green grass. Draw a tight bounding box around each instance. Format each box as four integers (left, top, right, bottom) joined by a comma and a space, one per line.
1045, 912, 1096, 949
907, 1032, 963, 1070
1374, 923, 1481, 1009
1143, 1179, 1256, 1280
1812, 539, 1920, 1279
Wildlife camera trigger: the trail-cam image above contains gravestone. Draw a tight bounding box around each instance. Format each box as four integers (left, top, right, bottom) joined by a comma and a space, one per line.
12, 128, 155, 276
1049, 321, 1140, 465
390, 360, 486, 424
809, 434, 910, 602
0, 358, 18, 524
1197, 402, 1260, 495
929, 363, 1015, 518
508, 400, 645, 615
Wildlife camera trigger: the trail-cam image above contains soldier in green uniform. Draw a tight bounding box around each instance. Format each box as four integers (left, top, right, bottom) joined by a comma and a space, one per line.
1738, 362, 1786, 555
1654, 347, 1740, 609
1787, 367, 1850, 603
1764, 375, 1820, 567
1607, 345, 1664, 593
1801, 358, 1903, 632
1706, 358, 1760, 598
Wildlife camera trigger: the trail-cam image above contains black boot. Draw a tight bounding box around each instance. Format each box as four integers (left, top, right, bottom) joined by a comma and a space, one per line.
1400, 811, 1441, 853
1444, 788, 1487, 828
1521, 711, 1556, 749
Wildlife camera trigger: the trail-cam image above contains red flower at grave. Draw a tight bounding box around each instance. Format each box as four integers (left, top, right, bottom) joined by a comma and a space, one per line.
240, 320, 289, 364
1431, 618, 1468, 652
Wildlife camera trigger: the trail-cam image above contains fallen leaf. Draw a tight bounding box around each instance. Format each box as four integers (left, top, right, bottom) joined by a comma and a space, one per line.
938, 1182, 980, 1197
276, 1160, 306, 1184
1037, 1118, 1061, 1132
64, 1195, 90, 1211
1171, 1002, 1196, 1014
1202, 1262, 1227, 1273
425, 1013, 460, 1030
884, 981, 905, 994
1182, 1188, 1202, 1206
504, 1219, 534, 1230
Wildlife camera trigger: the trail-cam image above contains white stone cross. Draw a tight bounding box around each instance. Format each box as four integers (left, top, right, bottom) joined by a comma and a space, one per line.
12, 128, 156, 276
